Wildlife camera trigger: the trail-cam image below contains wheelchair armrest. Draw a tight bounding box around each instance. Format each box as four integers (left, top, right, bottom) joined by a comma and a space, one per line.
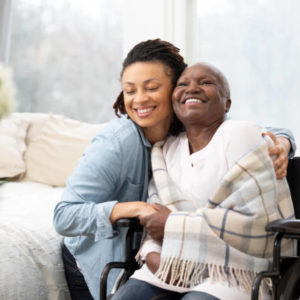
113, 218, 143, 231
100, 218, 143, 300
266, 219, 300, 235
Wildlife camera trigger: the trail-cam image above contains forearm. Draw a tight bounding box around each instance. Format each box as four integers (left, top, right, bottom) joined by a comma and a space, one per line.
110, 201, 156, 224
110, 202, 141, 223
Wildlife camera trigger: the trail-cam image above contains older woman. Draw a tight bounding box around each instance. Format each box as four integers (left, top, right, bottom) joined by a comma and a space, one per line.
113, 63, 294, 300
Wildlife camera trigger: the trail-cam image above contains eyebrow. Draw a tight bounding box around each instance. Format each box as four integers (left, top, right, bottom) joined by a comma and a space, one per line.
123, 78, 159, 85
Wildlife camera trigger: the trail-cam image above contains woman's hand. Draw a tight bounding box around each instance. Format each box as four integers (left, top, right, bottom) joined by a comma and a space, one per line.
136, 202, 158, 218
110, 201, 157, 224
139, 203, 171, 242
262, 131, 290, 179
145, 252, 161, 274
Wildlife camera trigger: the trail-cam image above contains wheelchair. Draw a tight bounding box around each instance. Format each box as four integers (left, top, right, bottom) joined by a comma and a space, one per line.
251, 157, 300, 300
101, 157, 300, 300
100, 217, 143, 300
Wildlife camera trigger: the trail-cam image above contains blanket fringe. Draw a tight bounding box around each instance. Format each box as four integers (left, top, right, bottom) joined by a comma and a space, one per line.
155, 257, 261, 293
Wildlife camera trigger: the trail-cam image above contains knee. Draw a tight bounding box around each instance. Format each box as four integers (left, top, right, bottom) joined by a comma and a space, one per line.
181, 291, 220, 300
111, 279, 142, 300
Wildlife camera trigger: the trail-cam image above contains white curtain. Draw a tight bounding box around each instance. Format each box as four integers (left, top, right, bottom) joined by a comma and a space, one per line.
0, 0, 13, 64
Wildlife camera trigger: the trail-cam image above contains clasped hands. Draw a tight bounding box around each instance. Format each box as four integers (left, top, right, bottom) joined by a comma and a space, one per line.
138, 202, 171, 242
138, 203, 171, 274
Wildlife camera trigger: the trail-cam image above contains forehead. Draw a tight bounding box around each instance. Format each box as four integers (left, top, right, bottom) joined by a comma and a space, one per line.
122, 61, 171, 83
180, 64, 220, 81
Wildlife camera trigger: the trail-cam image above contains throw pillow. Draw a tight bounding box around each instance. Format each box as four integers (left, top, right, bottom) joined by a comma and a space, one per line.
0, 117, 29, 178
24, 115, 107, 186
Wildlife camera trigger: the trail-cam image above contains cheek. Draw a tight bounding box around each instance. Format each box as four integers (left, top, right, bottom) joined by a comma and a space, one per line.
172, 100, 182, 119
123, 96, 131, 109
172, 89, 181, 102
161, 89, 173, 109
123, 97, 134, 117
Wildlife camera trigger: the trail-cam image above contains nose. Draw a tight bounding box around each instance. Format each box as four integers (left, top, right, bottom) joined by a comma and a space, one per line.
135, 89, 149, 104
185, 81, 200, 94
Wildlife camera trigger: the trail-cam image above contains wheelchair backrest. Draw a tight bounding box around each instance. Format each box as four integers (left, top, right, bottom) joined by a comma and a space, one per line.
286, 157, 300, 220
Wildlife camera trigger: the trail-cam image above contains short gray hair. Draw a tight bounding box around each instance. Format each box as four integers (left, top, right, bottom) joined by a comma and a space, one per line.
194, 62, 231, 100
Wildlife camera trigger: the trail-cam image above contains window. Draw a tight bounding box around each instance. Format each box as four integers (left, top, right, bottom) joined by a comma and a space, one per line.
196, 0, 300, 153
10, 0, 123, 123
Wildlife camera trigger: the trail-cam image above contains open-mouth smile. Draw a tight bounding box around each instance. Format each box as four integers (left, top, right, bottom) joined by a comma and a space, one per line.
182, 98, 207, 104
134, 106, 156, 117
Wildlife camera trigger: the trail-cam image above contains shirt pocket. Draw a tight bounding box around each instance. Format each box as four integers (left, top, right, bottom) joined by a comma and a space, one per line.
119, 179, 143, 202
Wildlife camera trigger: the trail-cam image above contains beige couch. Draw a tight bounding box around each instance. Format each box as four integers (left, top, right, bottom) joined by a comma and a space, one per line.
0, 113, 107, 300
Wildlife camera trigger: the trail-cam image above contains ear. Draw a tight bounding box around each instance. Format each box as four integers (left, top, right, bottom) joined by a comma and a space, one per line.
225, 99, 231, 113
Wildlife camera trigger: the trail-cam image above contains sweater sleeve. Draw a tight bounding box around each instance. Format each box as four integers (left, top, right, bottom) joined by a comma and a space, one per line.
224, 121, 264, 169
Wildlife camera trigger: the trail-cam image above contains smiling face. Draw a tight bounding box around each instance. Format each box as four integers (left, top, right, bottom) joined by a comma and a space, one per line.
172, 63, 231, 128
122, 61, 173, 142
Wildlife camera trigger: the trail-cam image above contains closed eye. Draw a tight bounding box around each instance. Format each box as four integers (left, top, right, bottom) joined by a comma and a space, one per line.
177, 82, 187, 87
124, 90, 135, 95
199, 81, 213, 85
147, 87, 159, 91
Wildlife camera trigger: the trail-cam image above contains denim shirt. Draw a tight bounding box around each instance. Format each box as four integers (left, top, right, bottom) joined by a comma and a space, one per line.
53, 116, 151, 299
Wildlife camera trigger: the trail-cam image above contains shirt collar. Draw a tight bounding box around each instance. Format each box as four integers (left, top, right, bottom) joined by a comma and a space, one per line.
133, 121, 152, 148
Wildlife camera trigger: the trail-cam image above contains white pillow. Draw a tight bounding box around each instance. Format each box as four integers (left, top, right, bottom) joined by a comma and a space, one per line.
24, 115, 107, 187
0, 117, 29, 178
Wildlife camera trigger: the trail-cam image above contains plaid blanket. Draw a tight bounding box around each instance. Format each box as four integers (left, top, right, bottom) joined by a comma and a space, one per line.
148, 140, 294, 292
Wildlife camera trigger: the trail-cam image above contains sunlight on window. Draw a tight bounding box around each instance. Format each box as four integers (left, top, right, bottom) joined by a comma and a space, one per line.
10, 0, 123, 123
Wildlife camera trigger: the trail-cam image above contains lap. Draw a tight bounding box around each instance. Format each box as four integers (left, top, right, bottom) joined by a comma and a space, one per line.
112, 279, 220, 300
181, 291, 220, 300
112, 279, 181, 300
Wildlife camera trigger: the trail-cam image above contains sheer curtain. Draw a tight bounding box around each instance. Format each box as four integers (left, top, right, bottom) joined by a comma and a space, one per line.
196, 0, 300, 154
0, 0, 13, 64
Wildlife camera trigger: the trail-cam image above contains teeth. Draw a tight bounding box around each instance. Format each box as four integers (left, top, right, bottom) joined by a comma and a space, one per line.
185, 98, 204, 104
137, 107, 154, 114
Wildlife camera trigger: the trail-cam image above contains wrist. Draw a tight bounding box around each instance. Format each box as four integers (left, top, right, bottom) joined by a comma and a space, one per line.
110, 202, 141, 223
135, 201, 148, 217
277, 136, 291, 154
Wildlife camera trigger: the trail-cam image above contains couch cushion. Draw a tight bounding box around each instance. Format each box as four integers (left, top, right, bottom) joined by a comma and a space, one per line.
11, 112, 53, 145
0, 117, 29, 178
24, 114, 107, 186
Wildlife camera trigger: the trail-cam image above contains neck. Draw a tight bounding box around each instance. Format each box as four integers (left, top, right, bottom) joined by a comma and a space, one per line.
143, 122, 170, 145
185, 118, 224, 154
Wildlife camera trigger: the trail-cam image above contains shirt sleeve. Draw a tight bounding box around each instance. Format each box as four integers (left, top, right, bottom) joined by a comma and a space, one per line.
53, 134, 122, 241
264, 126, 296, 158
138, 238, 162, 261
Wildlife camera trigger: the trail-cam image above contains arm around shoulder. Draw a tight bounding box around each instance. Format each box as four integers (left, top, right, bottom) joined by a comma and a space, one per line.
265, 126, 296, 158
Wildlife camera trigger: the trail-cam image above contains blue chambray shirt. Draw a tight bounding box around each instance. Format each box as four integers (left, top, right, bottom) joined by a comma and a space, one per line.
53, 116, 151, 299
